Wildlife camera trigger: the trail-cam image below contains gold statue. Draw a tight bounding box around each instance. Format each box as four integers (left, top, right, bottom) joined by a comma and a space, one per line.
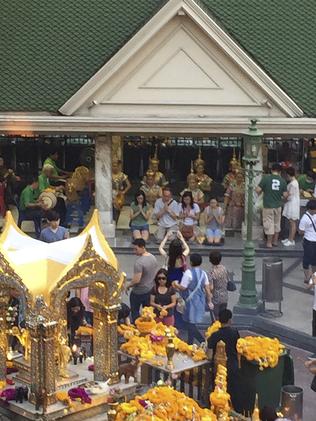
252, 394, 260, 421
224, 171, 245, 229
180, 171, 204, 206
148, 145, 168, 187
57, 336, 72, 378
194, 148, 212, 193
214, 340, 227, 371
112, 159, 131, 212
223, 149, 242, 189
56, 321, 72, 378
10, 326, 31, 361
140, 169, 162, 206
165, 328, 175, 369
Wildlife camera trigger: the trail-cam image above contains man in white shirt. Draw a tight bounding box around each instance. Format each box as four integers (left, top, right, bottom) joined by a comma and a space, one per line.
299, 199, 316, 283
173, 253, 212, 344
153, 187, 179, 242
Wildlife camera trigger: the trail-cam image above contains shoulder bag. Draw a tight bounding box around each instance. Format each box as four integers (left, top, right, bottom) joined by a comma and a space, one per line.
176, 269, 203, 314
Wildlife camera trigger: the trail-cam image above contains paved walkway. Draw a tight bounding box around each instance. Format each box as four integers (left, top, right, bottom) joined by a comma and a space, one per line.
118, 254, 314, 336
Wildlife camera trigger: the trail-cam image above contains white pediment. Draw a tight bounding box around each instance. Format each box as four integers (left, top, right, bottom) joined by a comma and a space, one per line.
59, 0, 302, 119
141, 48, 220, 89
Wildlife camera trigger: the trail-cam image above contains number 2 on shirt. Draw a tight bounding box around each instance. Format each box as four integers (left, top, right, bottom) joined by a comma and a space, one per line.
271, 179, 280, 191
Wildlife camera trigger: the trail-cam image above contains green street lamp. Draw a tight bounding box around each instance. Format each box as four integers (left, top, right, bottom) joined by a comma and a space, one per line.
238, 120, 263, 310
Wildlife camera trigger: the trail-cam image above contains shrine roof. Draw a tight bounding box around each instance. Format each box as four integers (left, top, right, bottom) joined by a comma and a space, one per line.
0, 210, 118, 303
0, 0, 315, 115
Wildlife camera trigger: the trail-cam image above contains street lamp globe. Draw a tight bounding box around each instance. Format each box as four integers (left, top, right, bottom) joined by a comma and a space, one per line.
243, 119, 263, 163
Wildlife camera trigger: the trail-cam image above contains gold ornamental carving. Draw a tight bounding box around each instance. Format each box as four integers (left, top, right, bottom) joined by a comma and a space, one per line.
0, 210, 124, 411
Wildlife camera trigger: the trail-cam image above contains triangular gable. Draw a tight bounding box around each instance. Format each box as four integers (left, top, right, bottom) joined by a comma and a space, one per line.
59, 0, 303, 118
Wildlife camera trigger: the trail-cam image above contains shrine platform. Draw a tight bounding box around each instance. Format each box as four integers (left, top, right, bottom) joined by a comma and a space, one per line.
0, 359, 137, 420
109, 233, 304, 258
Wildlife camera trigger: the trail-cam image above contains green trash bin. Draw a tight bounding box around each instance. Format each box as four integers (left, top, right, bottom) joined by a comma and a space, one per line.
238, 351, 291, 415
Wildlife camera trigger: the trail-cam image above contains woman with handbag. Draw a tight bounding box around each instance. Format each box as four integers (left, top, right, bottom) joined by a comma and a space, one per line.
159, 231, 190, 329
173, 253, 212, 344
150, 268, 177, 326
179, 191, 200, 242
208, 251, 229, 320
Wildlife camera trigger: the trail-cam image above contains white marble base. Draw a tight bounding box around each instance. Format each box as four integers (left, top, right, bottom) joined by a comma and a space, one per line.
98, 211, 116, 238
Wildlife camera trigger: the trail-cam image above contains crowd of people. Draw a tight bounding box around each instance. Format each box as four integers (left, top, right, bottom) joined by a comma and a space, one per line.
0, 150, 92, 239
126, 161, 316, 252
127, 236, 230, 335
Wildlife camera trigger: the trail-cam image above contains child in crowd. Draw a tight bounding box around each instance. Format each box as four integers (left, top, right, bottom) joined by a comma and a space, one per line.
39, 210, 69, 243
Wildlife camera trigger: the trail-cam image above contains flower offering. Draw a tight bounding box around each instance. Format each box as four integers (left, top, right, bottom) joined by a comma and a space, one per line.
237, 336, 285, 370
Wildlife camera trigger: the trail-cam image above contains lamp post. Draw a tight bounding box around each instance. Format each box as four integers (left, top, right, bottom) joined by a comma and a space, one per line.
238, 120, 262, 310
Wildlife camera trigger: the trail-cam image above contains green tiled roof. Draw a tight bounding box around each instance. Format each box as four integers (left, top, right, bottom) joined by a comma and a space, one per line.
0, 0, 315, 115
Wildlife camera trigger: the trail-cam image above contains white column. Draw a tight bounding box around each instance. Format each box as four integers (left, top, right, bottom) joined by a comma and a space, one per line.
95, 134, 116, 238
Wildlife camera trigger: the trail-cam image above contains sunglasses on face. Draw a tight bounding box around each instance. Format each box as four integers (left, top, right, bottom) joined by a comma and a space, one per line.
157, 276, 167, 280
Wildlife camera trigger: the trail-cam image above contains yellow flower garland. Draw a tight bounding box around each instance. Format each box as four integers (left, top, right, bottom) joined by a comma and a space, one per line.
237, 336, 284, 370
116, 386, 217, 420
119, 307, 207, 363
210, 364, 231, 417
205, 321, 221, 339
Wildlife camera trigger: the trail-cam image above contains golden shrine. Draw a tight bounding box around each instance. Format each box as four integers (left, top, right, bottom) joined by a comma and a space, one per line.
0, 210, 129, 418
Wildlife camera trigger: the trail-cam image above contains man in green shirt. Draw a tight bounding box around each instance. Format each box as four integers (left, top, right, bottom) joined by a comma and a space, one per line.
43, 150, 70, 181
18, 176, 44, 238
297, 171, 315, 195
38, 164, 53, 192
256, 163, 288, 248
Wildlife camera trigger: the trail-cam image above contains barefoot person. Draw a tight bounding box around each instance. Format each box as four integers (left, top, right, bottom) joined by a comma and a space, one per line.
153, 187, 179, 242
204, 197, 225, 244
129, 191, 150, 241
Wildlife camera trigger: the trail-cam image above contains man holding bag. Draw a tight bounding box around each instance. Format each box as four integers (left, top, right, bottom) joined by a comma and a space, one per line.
173, 253, 212, 344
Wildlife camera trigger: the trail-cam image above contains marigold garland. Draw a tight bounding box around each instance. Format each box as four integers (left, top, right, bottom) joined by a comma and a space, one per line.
205, 321, 221, 339
119, 307, 207, 363
210, 364, 231, 415
115, 386, 217, 420
237, 336, 285, 370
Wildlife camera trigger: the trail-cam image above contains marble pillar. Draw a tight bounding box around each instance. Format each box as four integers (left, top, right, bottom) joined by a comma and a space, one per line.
95, 135, 115, 238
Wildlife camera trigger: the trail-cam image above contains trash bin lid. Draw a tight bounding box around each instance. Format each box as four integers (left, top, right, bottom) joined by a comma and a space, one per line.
263, 257, 282, 264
